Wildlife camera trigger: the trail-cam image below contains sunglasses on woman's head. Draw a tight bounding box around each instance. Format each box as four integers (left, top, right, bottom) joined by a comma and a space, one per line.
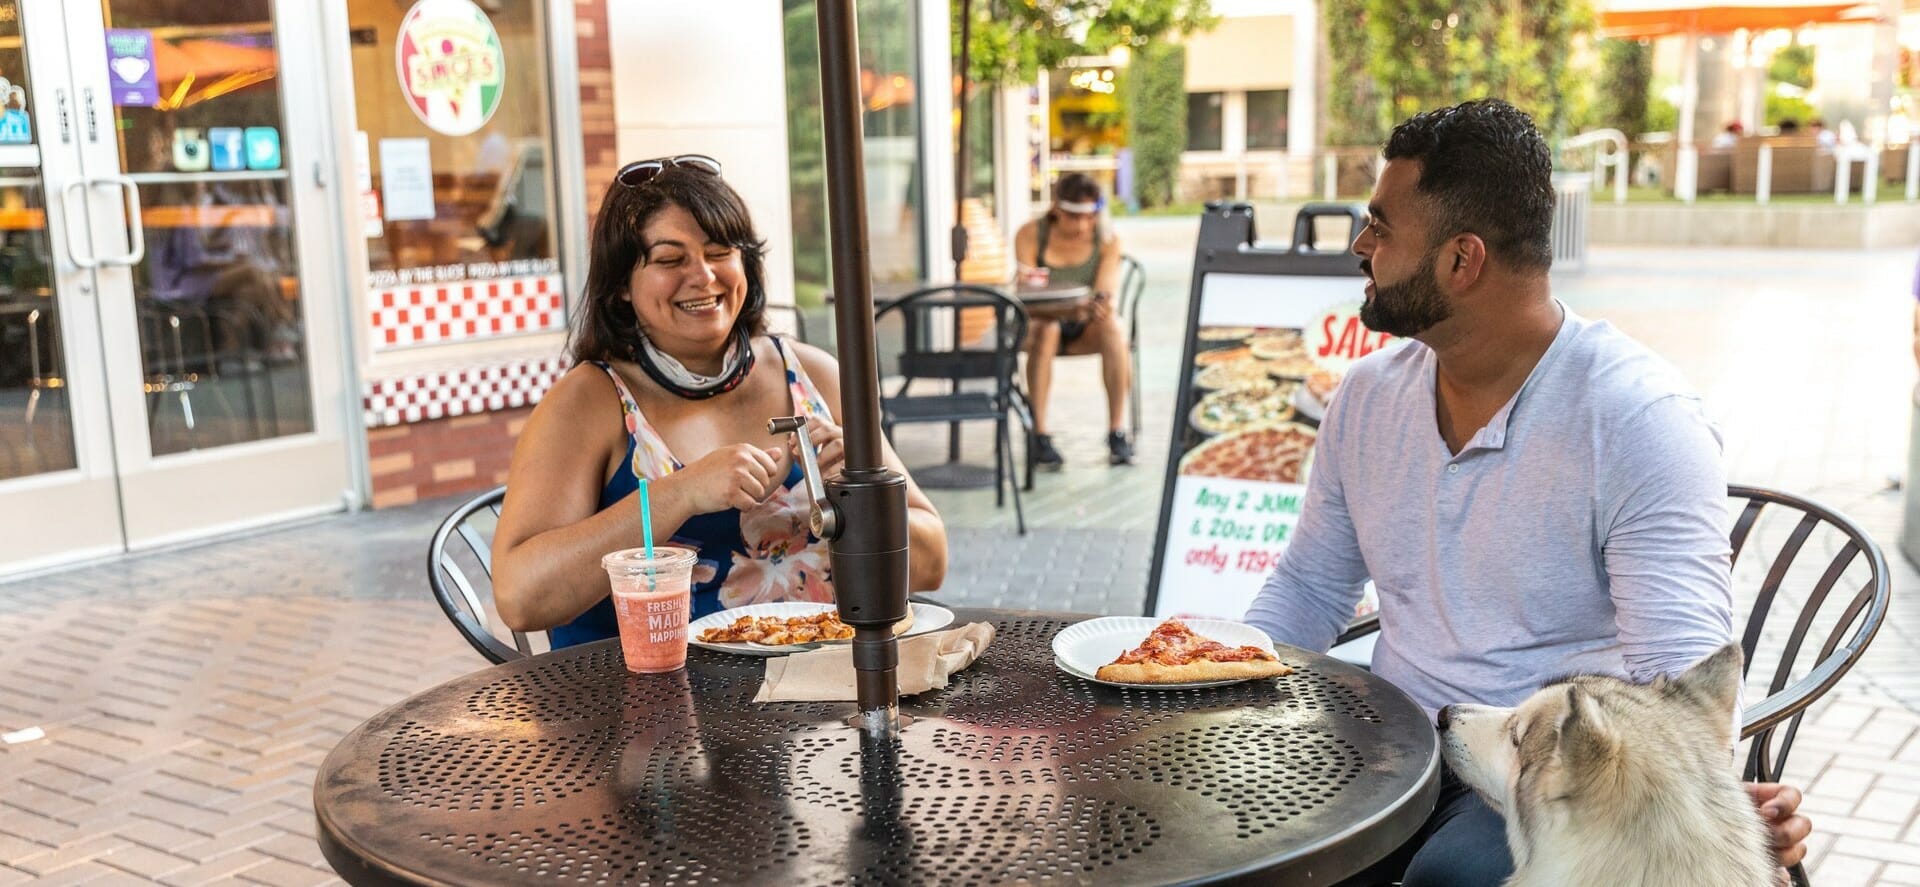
616, 154, 722, 188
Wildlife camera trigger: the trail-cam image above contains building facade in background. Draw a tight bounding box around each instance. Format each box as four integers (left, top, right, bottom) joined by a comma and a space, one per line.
0, 0, 620, 573
0, 0, 956, 577
1040, 0, 1319, 205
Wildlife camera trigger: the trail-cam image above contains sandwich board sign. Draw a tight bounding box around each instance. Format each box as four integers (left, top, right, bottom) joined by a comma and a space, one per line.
1144, 203, 1396, 621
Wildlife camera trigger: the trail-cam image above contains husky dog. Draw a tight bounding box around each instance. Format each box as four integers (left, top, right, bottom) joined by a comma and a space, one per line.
1438, 644, 1776, 887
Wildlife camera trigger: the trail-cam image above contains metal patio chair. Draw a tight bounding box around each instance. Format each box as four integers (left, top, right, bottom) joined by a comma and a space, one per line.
428, 485, 546, 663
1335, 483, 1890, 887
876, 283, 1030, 534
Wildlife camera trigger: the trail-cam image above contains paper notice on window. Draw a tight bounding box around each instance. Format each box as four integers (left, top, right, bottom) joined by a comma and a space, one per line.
378, 137, 435, 222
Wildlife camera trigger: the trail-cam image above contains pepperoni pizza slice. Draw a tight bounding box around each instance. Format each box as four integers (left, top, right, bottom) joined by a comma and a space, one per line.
1094, 619, 1292, 684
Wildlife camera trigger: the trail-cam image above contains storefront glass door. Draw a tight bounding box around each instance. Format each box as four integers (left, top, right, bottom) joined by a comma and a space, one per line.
0, 0, 350, 575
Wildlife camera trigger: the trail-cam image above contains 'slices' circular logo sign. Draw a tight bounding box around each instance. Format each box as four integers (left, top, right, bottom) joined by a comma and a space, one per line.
396, 0, 505, 136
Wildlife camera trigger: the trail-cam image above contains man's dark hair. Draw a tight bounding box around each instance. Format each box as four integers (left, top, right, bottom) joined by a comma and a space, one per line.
1383, 98, 1554, 272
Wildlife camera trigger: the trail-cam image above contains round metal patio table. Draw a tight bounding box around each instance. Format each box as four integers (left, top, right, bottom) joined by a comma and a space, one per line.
314, 608, 1440, 886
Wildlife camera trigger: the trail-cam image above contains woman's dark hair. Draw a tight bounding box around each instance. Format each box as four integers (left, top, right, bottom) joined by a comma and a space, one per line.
570, 166, 769, 363
1049, 172, 1103, 220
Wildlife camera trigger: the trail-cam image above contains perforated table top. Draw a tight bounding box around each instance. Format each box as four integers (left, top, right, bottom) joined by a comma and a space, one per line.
315, 609, 1440, 886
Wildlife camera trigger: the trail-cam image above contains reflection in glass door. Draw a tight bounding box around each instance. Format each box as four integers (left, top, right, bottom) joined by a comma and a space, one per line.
0, 0, 349, 575
100, 0, 315, 456
0, 2, 75, 481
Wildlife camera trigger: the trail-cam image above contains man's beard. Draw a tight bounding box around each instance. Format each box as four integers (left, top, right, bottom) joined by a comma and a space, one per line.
1359, 245, 1453, 338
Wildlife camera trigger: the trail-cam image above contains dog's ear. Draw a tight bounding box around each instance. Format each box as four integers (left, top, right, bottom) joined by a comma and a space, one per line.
1558, 685, 1619, 770
1672, 643, 1745, 736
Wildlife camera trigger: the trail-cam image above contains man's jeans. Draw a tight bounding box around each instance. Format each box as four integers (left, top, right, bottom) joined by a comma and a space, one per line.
1340, 767, 1514, 887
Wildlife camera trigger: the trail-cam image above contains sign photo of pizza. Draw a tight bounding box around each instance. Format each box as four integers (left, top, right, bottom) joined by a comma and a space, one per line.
1148, 268, 1398, 623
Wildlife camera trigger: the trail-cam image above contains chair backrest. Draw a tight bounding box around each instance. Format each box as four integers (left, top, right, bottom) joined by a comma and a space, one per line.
1332, 481, 1892, 780
1118, 254, 1146, 332
875, 284, 1028, 394
428, 485, 543, 664
1729, 483, 1891, 783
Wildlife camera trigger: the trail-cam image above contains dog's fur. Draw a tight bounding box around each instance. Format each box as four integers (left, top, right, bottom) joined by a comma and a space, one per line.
1438, 644, 1775, 887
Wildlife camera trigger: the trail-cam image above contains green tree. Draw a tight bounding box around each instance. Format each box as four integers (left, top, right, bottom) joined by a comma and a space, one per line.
1594, 38, 1652, 138
1322, 0, 1385, 146
1330, 0, 1593, 143
1124, 42, 1185, 208
1765, 91, 1816, 127
956, 0, 1216, 86
1768, 43, 1815, 90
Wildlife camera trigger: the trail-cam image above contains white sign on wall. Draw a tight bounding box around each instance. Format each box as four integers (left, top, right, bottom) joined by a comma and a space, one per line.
378, 137, 436, 222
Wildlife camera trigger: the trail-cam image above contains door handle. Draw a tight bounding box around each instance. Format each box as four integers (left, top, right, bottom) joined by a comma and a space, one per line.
94, 175, 145, 267
60, 179, 98, 269
82, 88, 99, 143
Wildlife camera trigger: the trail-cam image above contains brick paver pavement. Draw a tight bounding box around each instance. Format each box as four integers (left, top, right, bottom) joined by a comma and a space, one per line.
3, 227, 1917, 884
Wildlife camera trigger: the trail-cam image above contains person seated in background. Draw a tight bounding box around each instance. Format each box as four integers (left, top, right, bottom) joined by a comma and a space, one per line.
1012, 172, 1134, 467
1811, 119, 1837, 148
491, 155, 948, 646
1777, 118, 1802, 136
1712, 121, 1744, 148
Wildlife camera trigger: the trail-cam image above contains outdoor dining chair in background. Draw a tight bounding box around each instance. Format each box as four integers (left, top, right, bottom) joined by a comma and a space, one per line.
874, 283, 1031, 534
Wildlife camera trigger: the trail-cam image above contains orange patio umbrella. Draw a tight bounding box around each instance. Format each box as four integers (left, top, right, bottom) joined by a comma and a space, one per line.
1598, 1, 1878, 39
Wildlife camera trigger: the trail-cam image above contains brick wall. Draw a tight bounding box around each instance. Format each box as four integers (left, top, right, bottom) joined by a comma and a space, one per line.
576, 0, 617, 223
363, 1, 617, 511
368, 407, 532, 508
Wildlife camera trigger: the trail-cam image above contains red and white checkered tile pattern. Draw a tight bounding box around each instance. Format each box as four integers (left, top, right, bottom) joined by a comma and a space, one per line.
363, 355, 572, 428
369, 274, 567, 349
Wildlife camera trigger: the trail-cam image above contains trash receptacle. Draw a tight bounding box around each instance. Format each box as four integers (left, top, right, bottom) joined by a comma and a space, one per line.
1550, 172, 1591, 274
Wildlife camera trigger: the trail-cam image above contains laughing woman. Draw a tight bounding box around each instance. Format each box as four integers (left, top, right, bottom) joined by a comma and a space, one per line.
491, 155, 948, 645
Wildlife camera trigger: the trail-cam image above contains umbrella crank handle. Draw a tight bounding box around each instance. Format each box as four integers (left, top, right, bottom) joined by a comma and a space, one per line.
769, 416, 840, 540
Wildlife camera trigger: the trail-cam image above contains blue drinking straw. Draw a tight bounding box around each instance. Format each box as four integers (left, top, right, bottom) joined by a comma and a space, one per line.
637, 472, 657, 591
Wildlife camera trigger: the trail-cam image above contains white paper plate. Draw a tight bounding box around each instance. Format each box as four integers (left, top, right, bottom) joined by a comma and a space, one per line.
688, 602, 954, 657
1051, 617, 1282, 690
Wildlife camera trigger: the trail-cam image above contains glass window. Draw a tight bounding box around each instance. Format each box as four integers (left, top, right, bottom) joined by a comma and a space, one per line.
1187, 92, 1223, 151
347, 0, 562, 350
963, 85, 996, 209
1246, 89, 1289, 150
105, 0, 317, 454
783, 0, 924, 320
1049, 65, 1122, 158
0, 2, 34, 149
0, 0, 70, 478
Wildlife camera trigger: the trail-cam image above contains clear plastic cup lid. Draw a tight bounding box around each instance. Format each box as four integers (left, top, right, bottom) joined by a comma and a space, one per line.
602, 546, 698, 576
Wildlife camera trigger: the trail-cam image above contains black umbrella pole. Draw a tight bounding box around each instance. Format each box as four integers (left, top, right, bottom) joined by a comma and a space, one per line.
816, 0, 910, 738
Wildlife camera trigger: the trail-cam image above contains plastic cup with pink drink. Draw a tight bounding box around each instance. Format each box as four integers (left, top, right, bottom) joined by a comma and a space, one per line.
602, 546, 699, 673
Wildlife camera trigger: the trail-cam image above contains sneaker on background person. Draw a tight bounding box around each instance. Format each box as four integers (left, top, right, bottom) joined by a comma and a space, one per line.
1033, 434, 1065, 471
1107, 431, 1135, 466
